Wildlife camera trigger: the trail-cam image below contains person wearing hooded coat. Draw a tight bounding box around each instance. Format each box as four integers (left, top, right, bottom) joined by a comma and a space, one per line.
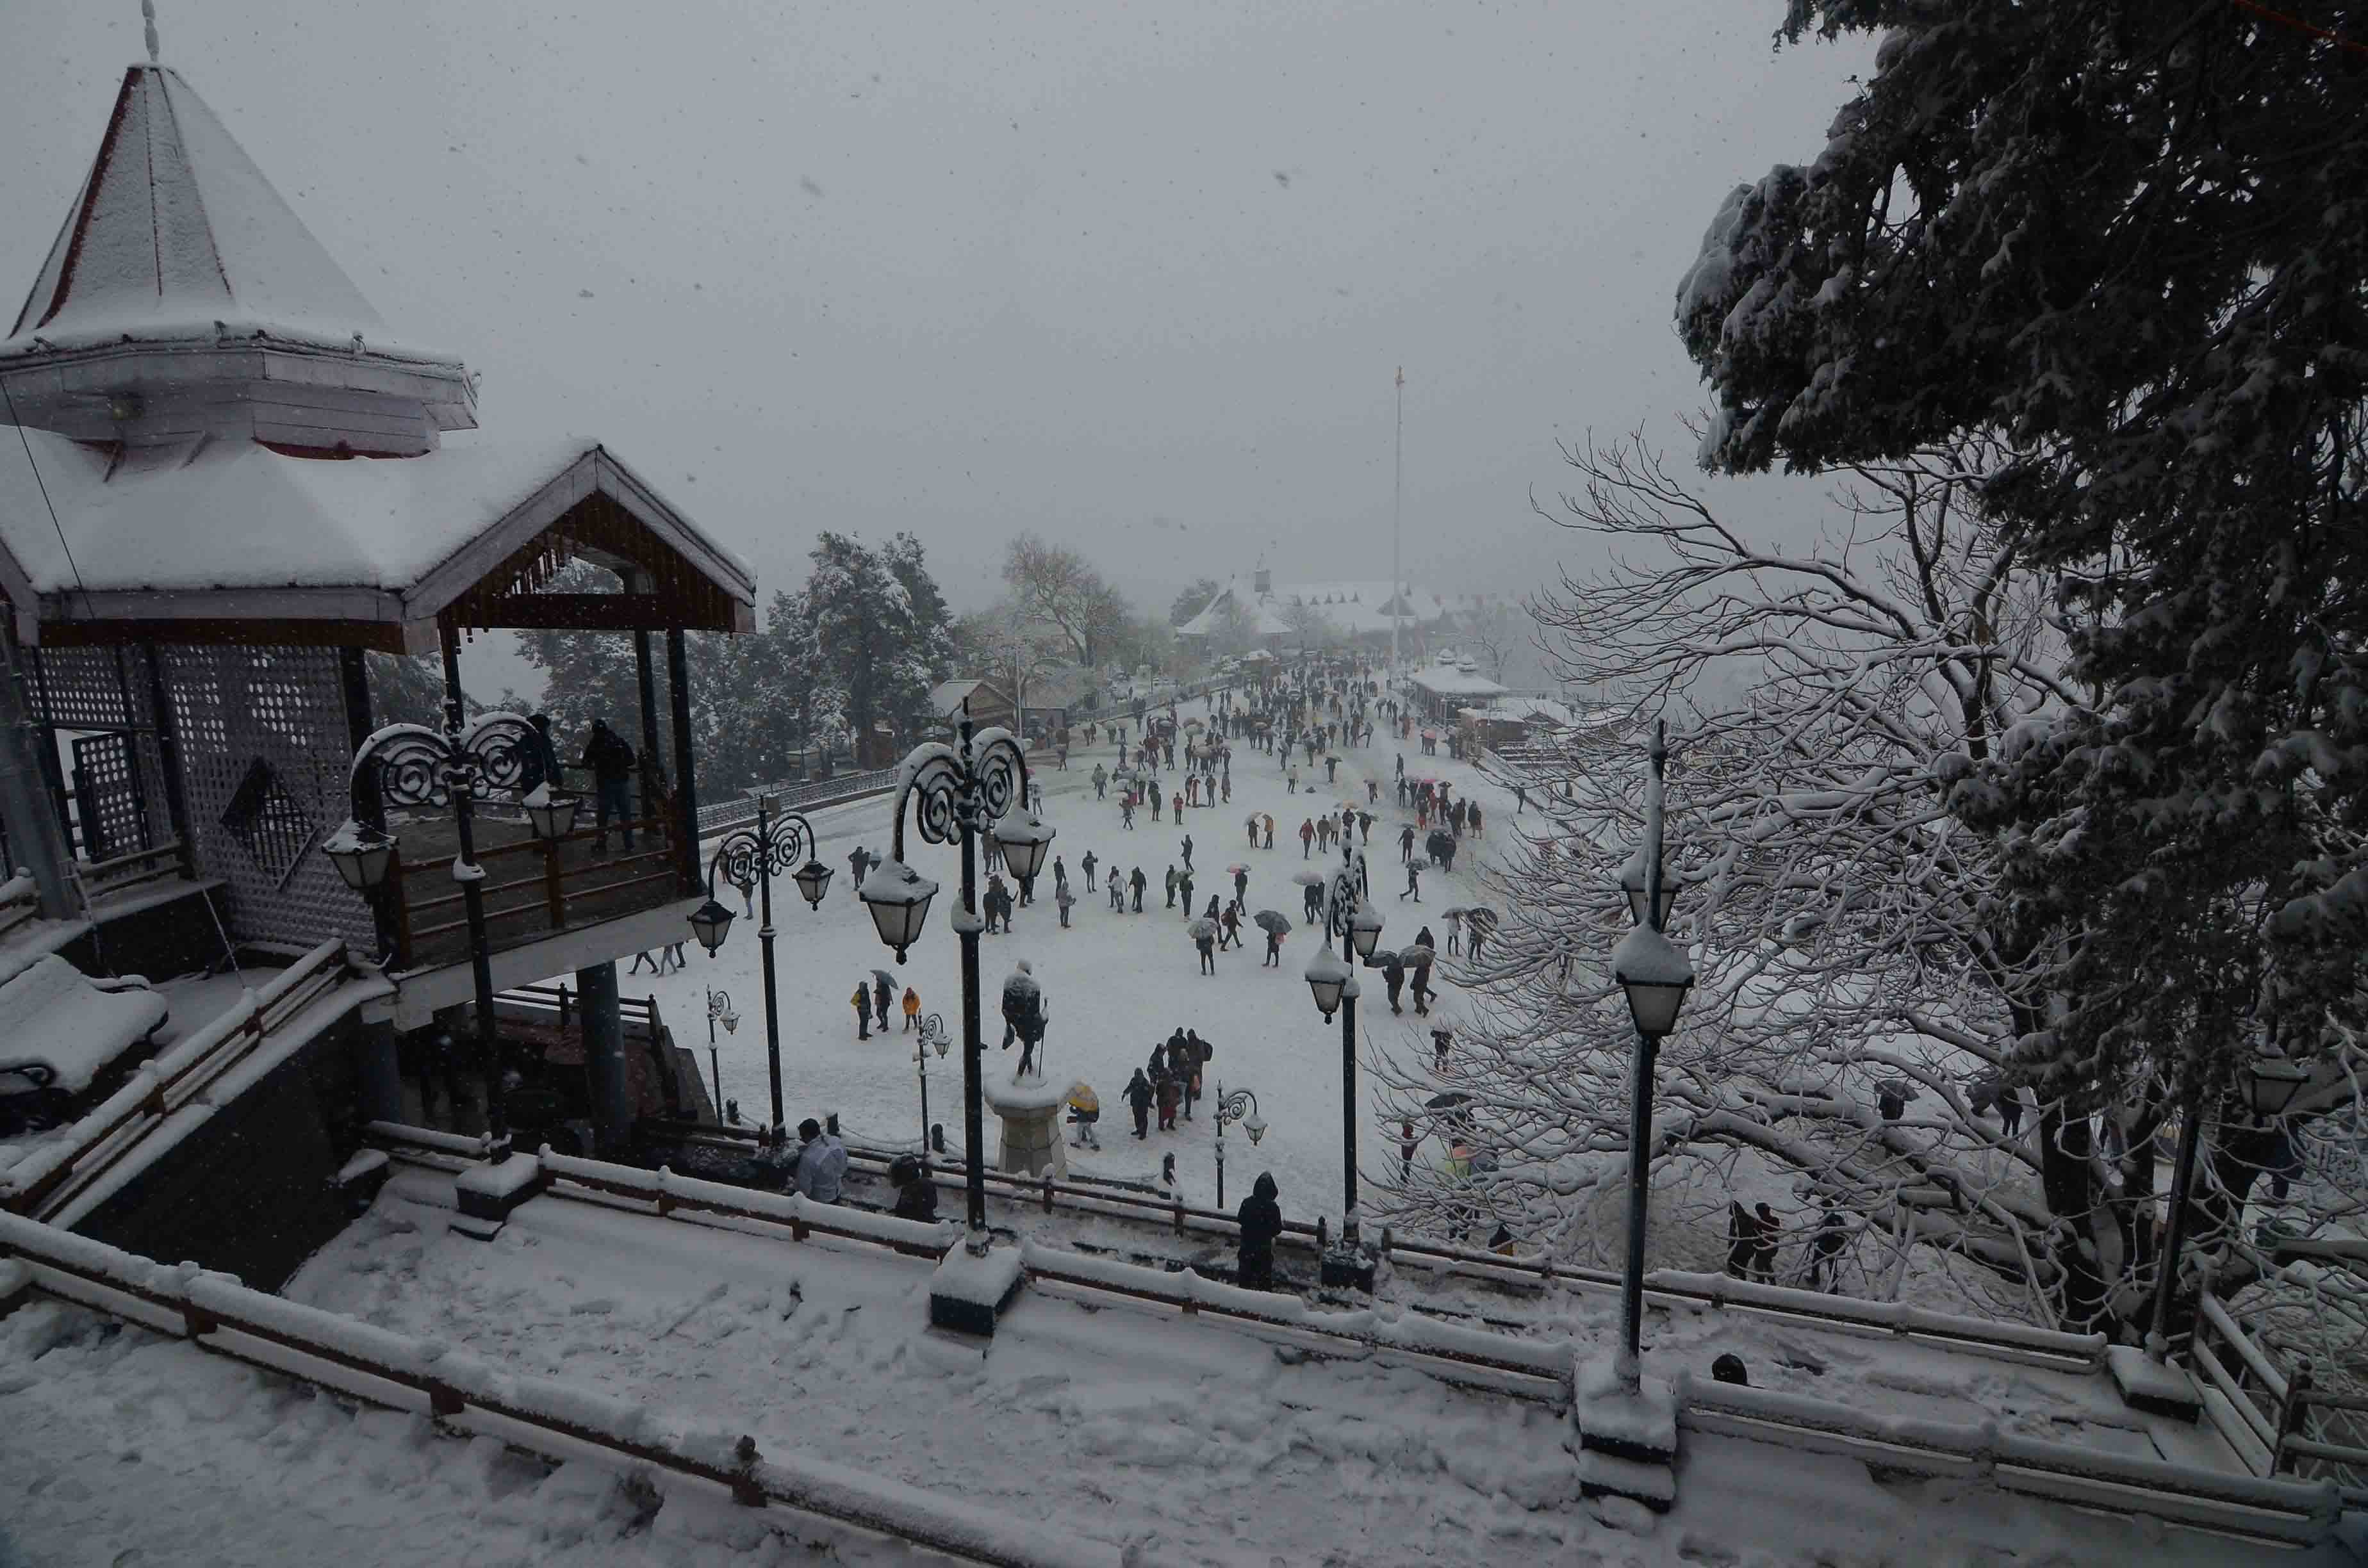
889, 1154, 938, 1221
1379, 952, 1406, 1014
1236, 1172, 1284, 1290
1124, 1068, 1156, 1138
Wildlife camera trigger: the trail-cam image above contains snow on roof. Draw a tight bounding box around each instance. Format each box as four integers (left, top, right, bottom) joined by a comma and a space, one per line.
1178, 576, 1436, 639
1406, 665, 1508, 698
928, 678, 1015, 718
3, 66, 453, 367
0, 430, 752, 618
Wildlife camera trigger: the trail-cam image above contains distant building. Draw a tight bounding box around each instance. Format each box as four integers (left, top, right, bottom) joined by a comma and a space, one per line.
1174, 568, 1449, 653
926, 678, 1019, 735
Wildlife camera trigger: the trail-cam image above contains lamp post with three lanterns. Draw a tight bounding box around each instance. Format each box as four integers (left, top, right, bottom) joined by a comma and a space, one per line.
703, 987, 737, 1120
855, 702, 1055, 1255
682, 797, 832, 1164
328, 710, 577, 1161
1303, 840, 1385, 1287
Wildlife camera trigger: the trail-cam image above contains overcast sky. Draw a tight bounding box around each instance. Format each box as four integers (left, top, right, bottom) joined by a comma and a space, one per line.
1, 1, 1871, 685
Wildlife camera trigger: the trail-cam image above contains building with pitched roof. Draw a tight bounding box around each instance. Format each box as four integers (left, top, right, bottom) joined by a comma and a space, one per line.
0, 63, 752, 1036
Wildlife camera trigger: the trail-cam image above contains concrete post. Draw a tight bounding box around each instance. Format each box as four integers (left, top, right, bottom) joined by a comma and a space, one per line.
576, 960, 631, 1158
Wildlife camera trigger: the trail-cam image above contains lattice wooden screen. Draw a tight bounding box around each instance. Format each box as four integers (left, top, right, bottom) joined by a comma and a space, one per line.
31, 645, 172, 860
159, 644, 372, 951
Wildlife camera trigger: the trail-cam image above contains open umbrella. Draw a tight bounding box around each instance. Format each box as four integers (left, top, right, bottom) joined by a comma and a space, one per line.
1253, 910, 1292, 935
1465, 907, 1499, 930
1187, 917, 1218, 941
1426, 1090, 1472, 1111
871, 968, 898, 989
1442, 906, 1471, 920
1399, 943, 1435, 967
1183, 717, 1206, 731
1225, 863, 1250, 876
1292, 869, 1327, 887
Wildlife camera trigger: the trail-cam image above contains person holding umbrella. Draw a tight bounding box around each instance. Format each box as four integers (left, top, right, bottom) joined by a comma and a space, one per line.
1409, 938, 1436, 1015
1191, 916, 1218, 975
1253, 906, 1292, 962
1377, 949, 1406, 1013
873, 972, 894, 1029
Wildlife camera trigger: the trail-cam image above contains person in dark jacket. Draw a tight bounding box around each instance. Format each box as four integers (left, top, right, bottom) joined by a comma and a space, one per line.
1237, 1172, 1284, 1290
518, 712, 559, 797
889, 1155, 939, 1222
1130, 865, 1148, 912
873, 974, 892, 1027
848, 844, 871, 890
1725, 1201, 1763, 1279
1124, 1068, 1156, 1138
1381, 954, 1406, 1014
581, 718, 637, 853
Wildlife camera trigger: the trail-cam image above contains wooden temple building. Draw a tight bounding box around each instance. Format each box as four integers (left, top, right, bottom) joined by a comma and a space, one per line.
0, 63, 749, 1144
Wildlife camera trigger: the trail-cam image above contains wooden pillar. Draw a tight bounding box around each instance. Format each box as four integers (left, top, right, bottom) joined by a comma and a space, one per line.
634, 627, 664, 821
576, 960, 630, 1158
438, 621, 465, 733
666, 628, 700, 894
338, 644, 375, 753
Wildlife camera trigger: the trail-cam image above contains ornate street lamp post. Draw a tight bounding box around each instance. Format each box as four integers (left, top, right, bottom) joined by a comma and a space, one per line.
1212, 1082, 1267, 1209
1608, 718, 1693, 1391
330, 711, 568, 1161
914, 1011, 950, 1154
861, 703, 1051, 1254
1304, 840, 1384, 1286
682, 796, 830, 1161
703, 987, 737, 1120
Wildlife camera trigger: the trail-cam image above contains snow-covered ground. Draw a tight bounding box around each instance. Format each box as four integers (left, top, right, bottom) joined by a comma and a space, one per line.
618, 689, 1509, 1225
183, 1167, 2324, 1565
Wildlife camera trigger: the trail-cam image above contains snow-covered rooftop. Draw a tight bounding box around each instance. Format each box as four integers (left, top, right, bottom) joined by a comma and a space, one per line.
3, 65, 454, 368
0, 433, 754, 647
1407, 664, 1509, 698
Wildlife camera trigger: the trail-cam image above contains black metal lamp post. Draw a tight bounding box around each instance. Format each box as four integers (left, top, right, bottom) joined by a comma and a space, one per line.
331, 711, 568, 1161
2146, 1050, 2315, 1363
914, 1011, 950, 1153
1608, 717, 1692, 1391
1212, 1082, 1267, 1209
862, 704, 1050, 1250
704, 986, 738, 1120
682, 796, 830, 1159
1304, 840, 1383, 1282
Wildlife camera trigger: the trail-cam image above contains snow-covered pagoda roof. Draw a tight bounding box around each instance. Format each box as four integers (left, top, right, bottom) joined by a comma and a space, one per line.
0, 63, 753, 652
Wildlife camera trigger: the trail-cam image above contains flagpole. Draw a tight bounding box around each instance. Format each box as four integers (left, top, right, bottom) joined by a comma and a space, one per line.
1391, 367, 1404, 673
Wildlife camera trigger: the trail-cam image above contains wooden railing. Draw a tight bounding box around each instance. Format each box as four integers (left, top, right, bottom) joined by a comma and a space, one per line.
390, 815, 680, 970
0, 869, 38, 942
2192, 1292, 2368, 1500
0, 1211, 1141, 1568
1, 940, 352, 1220
79, 839, 187, 902
634, 1121, 2109, 1373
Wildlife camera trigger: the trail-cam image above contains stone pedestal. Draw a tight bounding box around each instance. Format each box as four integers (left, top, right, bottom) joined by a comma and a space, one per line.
929, 1237, 1026, 1337
2108, 1344, 2203, 1423
451, 1152, 546, 1241
1574, 1356, 1679, 1513
982, 1071, 1069, 1180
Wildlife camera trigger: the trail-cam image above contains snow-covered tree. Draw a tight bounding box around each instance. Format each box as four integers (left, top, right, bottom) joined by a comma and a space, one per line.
1372, 432, 2240, 1330
1171, 576, 1222, 629
806, 532, 954, 753
1678, 1, 2368, 1152
1002, 533, 1131, 668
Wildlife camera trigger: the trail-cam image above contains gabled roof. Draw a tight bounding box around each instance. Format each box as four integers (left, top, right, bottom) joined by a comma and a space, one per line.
0, 434, 755, 651
927, 678, 1014, 719
6, 65, 447, 366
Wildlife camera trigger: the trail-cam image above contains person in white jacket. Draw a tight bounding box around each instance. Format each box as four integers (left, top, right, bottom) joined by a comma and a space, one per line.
792, 1118, 846, 1204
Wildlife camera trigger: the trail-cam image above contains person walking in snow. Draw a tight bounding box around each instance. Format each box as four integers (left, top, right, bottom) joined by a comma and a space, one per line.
1109, 872, 1125, 912
1263, 926, 1285, 967
1057, 881, 1076, 927
1381, 954, 1406, 1014
873, 973, 893, 1027
1231, 866, 1249, 912
1299, 817, 1316, 858
1196, 926, 1217, 975
1401, 861, 1420, 902
1411, 951, 1435, 1016
903, 986, 921, 1031
1262, 816, 1275, 850
848, 844, 871, 891
1081, 849, 1098, 892
1094, 763, 1108, 799
1236, 1172, 1284, 1291
1155, 1068, 1183, 1132
851, 981, 873, 1040
1165, 863, 1180, 910
1219, 903, 1242, 951
1178, 868, 1194, 912
1124, 1068, 1156, 1139
1468, 801, 1483, 838
1399, 823, 1416, 863
1130, 865, 1148, 913
1180, 833, 1194, 870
